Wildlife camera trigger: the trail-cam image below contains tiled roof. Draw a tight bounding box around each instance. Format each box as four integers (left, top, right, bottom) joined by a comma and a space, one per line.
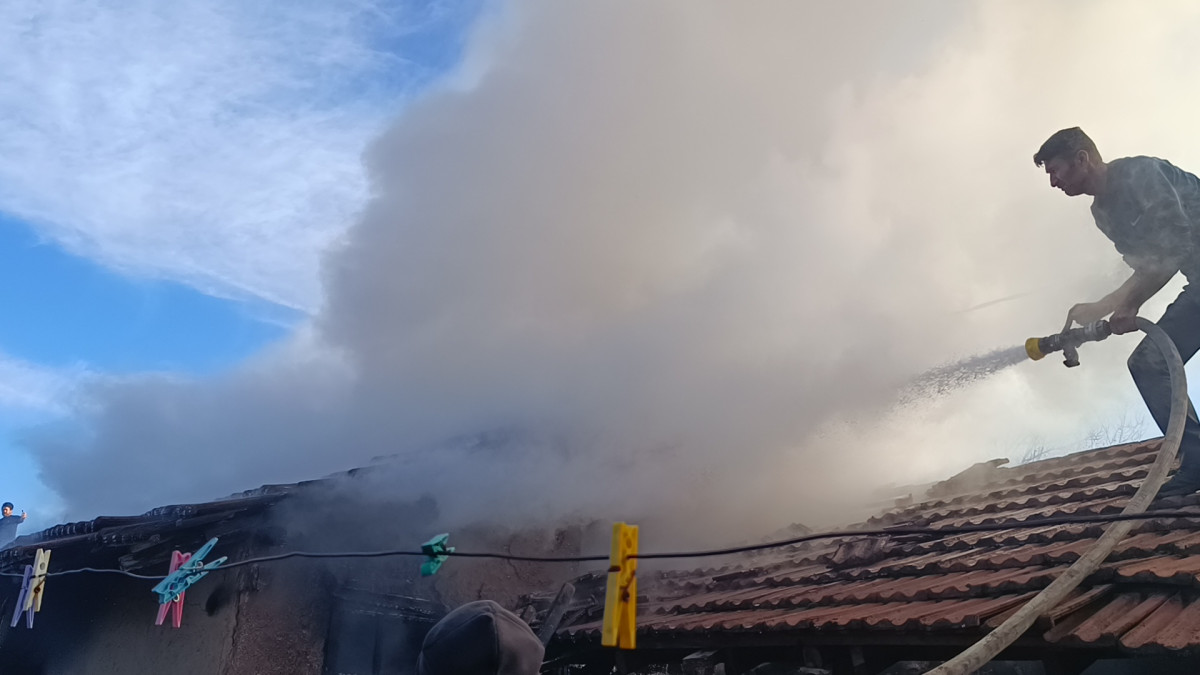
558, 440, 1200, 654
0, 484, 297, 567
0, 458, 396, 564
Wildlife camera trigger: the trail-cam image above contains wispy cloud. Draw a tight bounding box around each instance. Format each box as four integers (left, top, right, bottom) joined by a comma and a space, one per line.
0, 0, 474, 311
0, 353, 85, 417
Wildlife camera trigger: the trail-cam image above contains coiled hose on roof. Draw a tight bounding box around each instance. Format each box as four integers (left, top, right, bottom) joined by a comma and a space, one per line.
927, 318, 1187, 674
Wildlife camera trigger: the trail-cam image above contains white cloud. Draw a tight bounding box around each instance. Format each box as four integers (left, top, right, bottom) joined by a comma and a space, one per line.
0, 0, 468, 311
0, 353, 85, 417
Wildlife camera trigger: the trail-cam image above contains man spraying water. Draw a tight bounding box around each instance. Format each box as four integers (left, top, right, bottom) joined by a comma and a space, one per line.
1037, 127, 1200, 497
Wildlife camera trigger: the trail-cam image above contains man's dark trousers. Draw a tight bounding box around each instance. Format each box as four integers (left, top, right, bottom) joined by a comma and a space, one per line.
1129, 285, 1200, 483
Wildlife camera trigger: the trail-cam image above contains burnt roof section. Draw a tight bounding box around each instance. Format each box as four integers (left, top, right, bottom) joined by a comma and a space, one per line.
0, 481, 310, 570
551, 440, 1200, 655
0, 452, 427, 568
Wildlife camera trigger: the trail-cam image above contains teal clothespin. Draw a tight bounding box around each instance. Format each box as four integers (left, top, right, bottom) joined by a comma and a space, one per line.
151, 537, 227, 606
421, 533, 453, 576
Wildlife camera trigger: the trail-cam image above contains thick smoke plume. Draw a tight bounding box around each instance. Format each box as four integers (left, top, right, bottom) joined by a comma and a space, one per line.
29, 1, 1200, 541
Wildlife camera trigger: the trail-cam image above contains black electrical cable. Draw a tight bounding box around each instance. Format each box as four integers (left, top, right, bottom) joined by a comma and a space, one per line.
2, 508, 1198, 581
631, 508, 1200, 559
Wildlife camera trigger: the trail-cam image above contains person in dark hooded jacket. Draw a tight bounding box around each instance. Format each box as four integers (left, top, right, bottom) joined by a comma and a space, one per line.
418, 600, 545, 675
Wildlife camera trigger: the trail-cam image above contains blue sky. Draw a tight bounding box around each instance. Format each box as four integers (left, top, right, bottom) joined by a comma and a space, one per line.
0, 213, 296, 374
0, 0, 487, 529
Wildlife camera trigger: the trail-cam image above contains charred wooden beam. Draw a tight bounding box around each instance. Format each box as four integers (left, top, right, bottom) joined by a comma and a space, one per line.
536, 582, 576, 646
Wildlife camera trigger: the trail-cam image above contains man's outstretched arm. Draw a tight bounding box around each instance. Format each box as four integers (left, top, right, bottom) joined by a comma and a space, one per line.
1065, 266, 1177, 333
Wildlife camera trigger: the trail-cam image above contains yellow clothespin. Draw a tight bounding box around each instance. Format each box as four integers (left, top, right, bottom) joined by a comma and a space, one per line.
601, 522, 638, 649
27, 548, 51, 614
11, 548, 51, 628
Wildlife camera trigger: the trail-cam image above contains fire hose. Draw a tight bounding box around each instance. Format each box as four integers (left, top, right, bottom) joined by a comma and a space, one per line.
927, 318, 1187, 674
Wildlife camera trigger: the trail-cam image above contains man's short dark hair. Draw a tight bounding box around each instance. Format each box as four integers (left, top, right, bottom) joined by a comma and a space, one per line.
1034, 127, 1101, 167
2, 503, 13, 511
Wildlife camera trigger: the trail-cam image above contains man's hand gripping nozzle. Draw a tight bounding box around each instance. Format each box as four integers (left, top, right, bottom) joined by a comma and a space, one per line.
1025, 320, 1114, 367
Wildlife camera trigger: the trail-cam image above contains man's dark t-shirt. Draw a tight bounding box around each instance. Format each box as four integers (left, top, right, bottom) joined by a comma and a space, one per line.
1092, 156, 1200, 280
0, 515, 22, 545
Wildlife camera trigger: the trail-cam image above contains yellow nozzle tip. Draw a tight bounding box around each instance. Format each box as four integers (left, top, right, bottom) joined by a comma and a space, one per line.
1025, 337, 1045, 361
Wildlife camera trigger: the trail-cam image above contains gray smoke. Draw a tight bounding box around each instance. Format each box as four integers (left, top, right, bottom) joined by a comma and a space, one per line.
31, 1, 1196, 539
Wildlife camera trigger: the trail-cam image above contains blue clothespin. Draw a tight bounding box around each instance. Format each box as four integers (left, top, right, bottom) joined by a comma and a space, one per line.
151, 538, 226, 608
420, 533, 453, 576
11, 548, 51, 629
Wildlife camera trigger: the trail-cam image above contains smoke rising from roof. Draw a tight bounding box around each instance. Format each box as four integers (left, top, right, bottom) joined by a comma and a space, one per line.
29, 2, 1200, 539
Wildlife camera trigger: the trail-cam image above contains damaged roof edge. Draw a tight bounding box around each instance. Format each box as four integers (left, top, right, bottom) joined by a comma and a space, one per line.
0, 484, 300, 565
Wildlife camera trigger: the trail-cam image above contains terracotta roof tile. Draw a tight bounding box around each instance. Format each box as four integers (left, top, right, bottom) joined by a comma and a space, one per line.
1046, 591, 1166, 646
1116, 555, 1200, 583
1119, 594, 1189, 650
1130, 595, 1200, 650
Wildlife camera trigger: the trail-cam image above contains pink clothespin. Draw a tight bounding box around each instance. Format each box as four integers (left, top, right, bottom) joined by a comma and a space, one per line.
154, 550, 192, 628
